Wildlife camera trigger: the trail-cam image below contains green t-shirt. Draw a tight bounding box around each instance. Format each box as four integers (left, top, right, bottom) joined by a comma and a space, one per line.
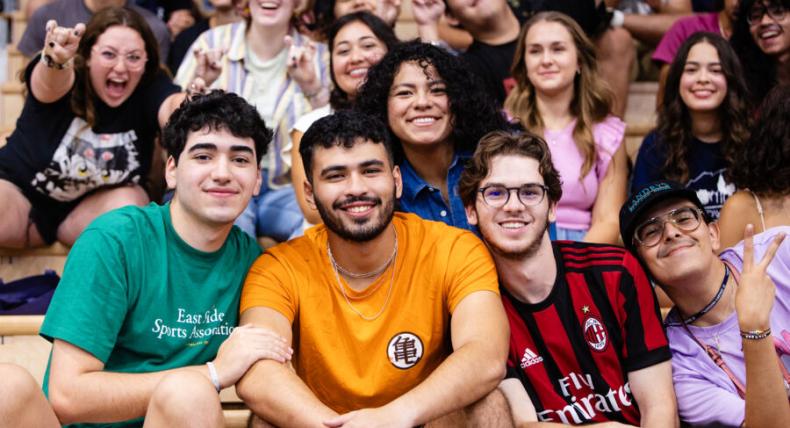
40, 202, 261, 427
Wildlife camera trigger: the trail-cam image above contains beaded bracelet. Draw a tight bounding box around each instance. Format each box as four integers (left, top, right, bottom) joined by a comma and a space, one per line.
740, 328, 771, 340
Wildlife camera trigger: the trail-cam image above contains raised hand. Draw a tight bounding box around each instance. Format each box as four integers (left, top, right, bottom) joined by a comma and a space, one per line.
377, 0, 402, 26
735, 224, 786, 332
411, 0, 444, 26
193, 47, 225, 87
212, 324, 293, 389
43, 20, 85, 67
284, 35, 320, 94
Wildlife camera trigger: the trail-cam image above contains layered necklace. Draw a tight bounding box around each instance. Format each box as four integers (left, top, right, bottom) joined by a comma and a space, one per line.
327, 231, 398, 321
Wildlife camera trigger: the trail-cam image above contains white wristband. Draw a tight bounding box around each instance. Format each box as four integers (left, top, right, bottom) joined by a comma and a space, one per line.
206, 361, 221, 392
610, 10, 625, 28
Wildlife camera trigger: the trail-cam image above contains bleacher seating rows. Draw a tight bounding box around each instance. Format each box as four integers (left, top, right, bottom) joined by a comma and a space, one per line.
0, 3, 662, 425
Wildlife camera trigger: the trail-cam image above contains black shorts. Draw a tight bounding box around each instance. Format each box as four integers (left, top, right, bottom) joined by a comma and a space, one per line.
0, 167, 80, 245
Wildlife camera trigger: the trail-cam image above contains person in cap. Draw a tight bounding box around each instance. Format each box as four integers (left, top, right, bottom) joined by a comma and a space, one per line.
460, 130, 677, 426
620, 180, 790, 428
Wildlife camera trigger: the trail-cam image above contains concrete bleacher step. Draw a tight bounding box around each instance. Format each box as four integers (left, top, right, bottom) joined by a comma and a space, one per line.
624, 81, 658, 166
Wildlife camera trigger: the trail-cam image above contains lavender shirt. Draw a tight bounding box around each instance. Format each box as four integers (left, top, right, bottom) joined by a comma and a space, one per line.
666, 226, 790, 427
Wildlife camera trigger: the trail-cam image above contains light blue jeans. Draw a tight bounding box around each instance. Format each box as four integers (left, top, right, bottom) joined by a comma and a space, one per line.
554, 226, 586, 241
234, 171, 304, 242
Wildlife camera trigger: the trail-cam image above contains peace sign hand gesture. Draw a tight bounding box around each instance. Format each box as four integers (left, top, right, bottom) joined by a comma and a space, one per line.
43, 20, 85, 68
735, 224, 786, 332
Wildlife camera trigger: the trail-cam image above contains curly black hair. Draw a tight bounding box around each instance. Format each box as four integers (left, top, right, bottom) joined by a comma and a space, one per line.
354, 41, 509, 163
327, 12, 400, 110
658, 32, 752, 183
163, 90, 272, 164
299, 110, 394, 183
730, 85, 790, 196
730, 0, 790, 106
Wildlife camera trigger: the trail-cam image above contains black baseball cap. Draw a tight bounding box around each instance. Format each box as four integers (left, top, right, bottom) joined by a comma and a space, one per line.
619, 180, 708, 253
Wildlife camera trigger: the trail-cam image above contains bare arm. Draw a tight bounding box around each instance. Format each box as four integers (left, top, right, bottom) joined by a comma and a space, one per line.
290, 129, 322, 225
585, 143, 628, 245
30, 20, 84, 104
325, 291, 510, 427
158, 92, 188, 128
623, 13, 691, 46
656, 64, 670, 109
718, 191, 760, 251
736, 227, 790, 428
49, 326, 290, 425
628, 361, 678, 428
236, 307, 338, 427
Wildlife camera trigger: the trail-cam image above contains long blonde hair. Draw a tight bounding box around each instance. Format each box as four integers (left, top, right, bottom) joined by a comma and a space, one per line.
504, 12, 613, 179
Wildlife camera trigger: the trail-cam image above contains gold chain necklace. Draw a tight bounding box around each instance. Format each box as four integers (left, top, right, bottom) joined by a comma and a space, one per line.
327, 231, 398, 321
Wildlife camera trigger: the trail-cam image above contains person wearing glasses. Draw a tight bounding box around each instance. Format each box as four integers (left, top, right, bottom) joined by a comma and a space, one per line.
460, 130, 677, 426
731, 0, 790, 108
620, 180, 790, 427
0, 7, 187, 248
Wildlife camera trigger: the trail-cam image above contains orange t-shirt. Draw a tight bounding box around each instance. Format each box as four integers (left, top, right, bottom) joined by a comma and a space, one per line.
240, 213, 499, 413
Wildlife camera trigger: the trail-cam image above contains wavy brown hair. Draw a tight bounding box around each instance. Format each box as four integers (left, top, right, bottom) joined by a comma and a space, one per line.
504, 11, 614, 180
657, 32, 751, 183
459, 130, 563, 208
730, 85, 790, 197
71, 7, 161, 127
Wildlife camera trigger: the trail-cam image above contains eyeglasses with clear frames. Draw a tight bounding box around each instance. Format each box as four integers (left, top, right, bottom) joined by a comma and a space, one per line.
633, 206, 705, 248
478, 183, 549, 208
91, 46, 148, 71
747, 2, 786, 25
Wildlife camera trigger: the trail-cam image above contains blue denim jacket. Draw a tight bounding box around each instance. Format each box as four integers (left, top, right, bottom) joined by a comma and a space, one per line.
398, 152, 472, 231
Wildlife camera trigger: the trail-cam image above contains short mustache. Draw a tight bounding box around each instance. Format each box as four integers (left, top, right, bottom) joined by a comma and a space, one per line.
333, 195, 381, 210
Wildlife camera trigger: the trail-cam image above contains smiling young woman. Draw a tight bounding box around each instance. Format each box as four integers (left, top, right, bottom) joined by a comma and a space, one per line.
505, 12, 627, 245
631, 32, 752, 221
0, 7, 185, 248
356, 41, 510, 231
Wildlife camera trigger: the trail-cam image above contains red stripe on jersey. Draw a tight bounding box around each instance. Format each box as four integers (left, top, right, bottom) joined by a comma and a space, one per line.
532, 305, 592, 391
560, 245, 625, 254
565, 260, 627, 269
623, 254, 668, 351
502, 296, 568, 412
566, 272, 640, 424
562, 252, 626, 261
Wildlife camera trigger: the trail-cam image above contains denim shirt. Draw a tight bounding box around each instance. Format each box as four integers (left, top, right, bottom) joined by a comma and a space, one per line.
398, 152, 472, 231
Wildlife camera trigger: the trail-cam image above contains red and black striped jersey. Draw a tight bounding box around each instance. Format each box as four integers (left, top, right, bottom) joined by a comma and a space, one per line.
504, 241, 670, 425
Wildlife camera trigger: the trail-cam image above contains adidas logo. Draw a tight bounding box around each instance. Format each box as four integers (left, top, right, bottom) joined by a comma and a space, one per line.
520, 347, 544, 368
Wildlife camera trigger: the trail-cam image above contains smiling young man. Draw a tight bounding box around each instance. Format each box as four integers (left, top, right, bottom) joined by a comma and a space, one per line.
0, 92, 294, 428
620, 180, 790, 428
236, 110, 511, 427
460, 130, 677, 426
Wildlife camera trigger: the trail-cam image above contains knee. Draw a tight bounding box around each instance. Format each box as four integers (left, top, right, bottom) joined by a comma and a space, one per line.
148, 371, 221, 417
597, 28, 635, 60
0, 364, 42, 410
103, 185, 149, 210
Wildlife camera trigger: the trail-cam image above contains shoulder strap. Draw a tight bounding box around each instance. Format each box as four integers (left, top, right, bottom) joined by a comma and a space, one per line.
749, 190, 767, 232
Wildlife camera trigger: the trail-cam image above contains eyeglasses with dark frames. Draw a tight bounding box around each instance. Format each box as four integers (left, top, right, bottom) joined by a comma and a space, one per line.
747, 2, 786, 25
633, 206, 705, 248
478, 183, 549, 208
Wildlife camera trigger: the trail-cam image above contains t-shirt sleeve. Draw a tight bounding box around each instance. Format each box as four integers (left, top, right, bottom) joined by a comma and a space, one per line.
630, 131, 664, 193
652, 19, 689, 65
671, 348, 745, 426
619, 251, 671, 372
39, 228, 129, 363
239, 251, 299, 322
445, 232, 500, 313
593, 116, 625, 182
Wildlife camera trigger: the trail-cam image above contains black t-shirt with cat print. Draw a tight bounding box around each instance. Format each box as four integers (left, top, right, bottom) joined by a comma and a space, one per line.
0, 57, 179, 204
